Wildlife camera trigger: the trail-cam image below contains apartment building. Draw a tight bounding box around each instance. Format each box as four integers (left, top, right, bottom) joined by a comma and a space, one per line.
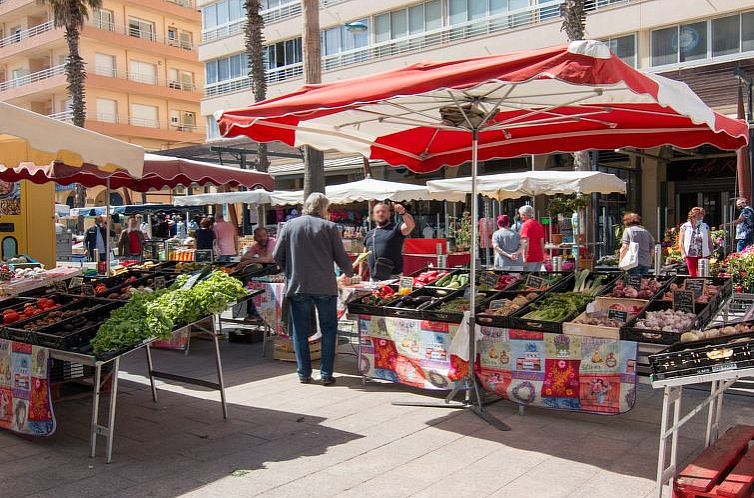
198, 0, 754, 238
0, 0, 205, 153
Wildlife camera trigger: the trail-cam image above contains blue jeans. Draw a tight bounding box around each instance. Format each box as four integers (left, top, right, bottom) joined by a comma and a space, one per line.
627, 266, 650, 275
289, 294, 338, 379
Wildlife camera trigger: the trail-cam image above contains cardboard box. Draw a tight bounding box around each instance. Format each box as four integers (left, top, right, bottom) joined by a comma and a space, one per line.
273, 336, 322, 362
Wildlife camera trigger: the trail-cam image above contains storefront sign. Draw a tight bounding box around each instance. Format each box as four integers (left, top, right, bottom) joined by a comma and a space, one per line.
672, 290, 695, 314
684, 278, 707, 299
0, 223, 14, 232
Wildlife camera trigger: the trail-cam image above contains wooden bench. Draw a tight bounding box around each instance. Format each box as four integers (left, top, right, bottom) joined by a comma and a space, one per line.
674, 425, 754, 498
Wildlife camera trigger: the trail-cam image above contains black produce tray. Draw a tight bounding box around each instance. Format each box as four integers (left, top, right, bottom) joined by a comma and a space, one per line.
233, 263, 281, 282
507, 272, 620, 333
500, 270, 574, 292
347, 286, 401, 317
649, 326, 754, 380
28, 301, 123, 350
475, 290, 543, 329
602, 275, 675, 300
408, 267, 458, 287
5, 297, 114, 344
382, 287, 457, 320
422, 289, 501, 323
0, 294, 79, 338
99, 274, 177, 301
620, 299, 713, 345
665, 276, 733, 317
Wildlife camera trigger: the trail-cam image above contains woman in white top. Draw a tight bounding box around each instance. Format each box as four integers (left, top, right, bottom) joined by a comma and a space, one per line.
679, 206, 713, 277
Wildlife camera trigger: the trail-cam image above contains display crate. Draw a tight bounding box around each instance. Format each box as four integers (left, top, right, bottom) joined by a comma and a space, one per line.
562, 297, 650, 340
649, 324, 754, 380
621, 298, 714, 345
475, 290, 543, 328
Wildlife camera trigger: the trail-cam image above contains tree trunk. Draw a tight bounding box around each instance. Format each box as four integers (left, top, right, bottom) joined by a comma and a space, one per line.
64, 17, 88, 224
302, 0, 325, 197
561, 0, 588, 171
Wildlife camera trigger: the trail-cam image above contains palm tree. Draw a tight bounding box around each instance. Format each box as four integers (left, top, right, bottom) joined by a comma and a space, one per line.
244, 0, 269, 174
561, 0, 588, 171
45, 0, 102, 208
302, 0, 325, 197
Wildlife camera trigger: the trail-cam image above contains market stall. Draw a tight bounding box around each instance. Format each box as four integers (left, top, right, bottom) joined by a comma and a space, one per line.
216, 40, 748, 430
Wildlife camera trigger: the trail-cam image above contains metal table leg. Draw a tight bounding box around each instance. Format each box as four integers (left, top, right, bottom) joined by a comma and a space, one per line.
105, 357, 120, 464
90, 364, 102, 458
145, 344, 158, 402
655, 385, 674, 498
212, 319, 228, 419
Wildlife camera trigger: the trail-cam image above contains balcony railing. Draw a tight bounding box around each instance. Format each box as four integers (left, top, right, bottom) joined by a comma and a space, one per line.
47, 111, 200, 133
0, 64, 65, 93
93, 66, 197, 91
0, 21, 55, 49
165, 0, 195, 8
89, 20, 195, 50
204, 0, 630, 97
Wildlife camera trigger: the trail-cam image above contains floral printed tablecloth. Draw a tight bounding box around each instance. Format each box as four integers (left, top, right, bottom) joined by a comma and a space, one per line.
476, 327, 637, 414
357, 315, 638, 415
0, 340, 55, 436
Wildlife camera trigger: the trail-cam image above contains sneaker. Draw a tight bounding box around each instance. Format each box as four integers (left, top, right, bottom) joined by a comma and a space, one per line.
299, 377, 312, 384
320, 376, 336, 386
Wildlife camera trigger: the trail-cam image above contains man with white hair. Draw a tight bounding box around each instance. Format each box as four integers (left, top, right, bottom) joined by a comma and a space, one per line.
273, 192, 354, 385
518, 205, 545, 271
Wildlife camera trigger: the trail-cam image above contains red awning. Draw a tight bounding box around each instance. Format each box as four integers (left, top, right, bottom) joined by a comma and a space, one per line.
0, 153, 274, 192
217, 41, 749, 173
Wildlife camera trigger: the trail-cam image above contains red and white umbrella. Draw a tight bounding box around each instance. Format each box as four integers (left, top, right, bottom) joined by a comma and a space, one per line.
216, 40, 749, 409
217, 40, 747, 173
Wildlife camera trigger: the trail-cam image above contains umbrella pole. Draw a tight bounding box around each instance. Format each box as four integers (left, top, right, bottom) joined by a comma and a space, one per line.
106, 177, 111, 275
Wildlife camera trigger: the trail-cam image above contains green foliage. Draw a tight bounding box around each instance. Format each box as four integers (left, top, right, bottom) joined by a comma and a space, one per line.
547, 194, 589, 218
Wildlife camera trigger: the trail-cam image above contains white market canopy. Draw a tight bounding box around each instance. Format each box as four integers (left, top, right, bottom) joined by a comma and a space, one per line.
0, 102, 144, 177
173, 177, 451, 207
426, 170, 626, 201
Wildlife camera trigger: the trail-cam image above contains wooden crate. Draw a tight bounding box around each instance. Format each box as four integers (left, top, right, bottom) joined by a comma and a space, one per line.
563, 297, 649, 339
674, 425, 754, 498
272, 337, 322, 362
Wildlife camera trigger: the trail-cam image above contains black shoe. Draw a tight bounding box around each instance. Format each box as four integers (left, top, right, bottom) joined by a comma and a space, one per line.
320, 376, 336, 386
299, 377, 312, 384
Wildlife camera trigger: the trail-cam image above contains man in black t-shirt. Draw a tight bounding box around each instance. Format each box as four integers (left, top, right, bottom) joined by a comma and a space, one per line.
365, 202, 415, 280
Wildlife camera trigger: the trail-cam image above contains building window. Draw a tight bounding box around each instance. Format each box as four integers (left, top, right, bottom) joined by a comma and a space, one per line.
264, 38, 301, 69
205, 53, 250, 84
128, 17, 155, 41
375, 0, 442, 41
170, 110, 196, 131
93, 8, 115, 31
96, 98, 118, 123
168, 69, 195, 90
128, 60, 157, 85
322, 20, 369, 55
712, 15, 740, 57
651, 11, 754, 67
202, 0, 244, 30
130, 104, 159, 128
94, 53, 116, 77
206, 116, 220, 139
607, 33, 636, 67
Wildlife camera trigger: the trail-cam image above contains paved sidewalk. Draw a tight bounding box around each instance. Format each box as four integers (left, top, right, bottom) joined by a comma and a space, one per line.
1, 338, 752, 498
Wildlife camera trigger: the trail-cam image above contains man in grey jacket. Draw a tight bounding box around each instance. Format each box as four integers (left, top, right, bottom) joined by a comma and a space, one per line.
273, 192, 354, 385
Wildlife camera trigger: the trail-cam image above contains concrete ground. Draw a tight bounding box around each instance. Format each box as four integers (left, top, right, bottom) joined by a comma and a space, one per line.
1, 337, 753, 498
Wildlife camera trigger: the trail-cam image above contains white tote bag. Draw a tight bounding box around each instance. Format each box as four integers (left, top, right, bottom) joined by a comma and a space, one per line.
619, 228, 639, 271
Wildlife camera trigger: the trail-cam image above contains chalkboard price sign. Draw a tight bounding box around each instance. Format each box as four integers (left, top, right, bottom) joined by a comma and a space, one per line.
53, 280, 68, 294
82, 284, 96, 297
525, 274, 547, 290
479, 271, 499, 287
488, 299, 508, 310
672, 290, 695, 314
684, 278, 707, 299
624, 274, 642, 289
399, 276, 414, 292
154, 275, 166, 290
194, 250, 213, 263
69, 277, 84, 289
607, 308, 628, 322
